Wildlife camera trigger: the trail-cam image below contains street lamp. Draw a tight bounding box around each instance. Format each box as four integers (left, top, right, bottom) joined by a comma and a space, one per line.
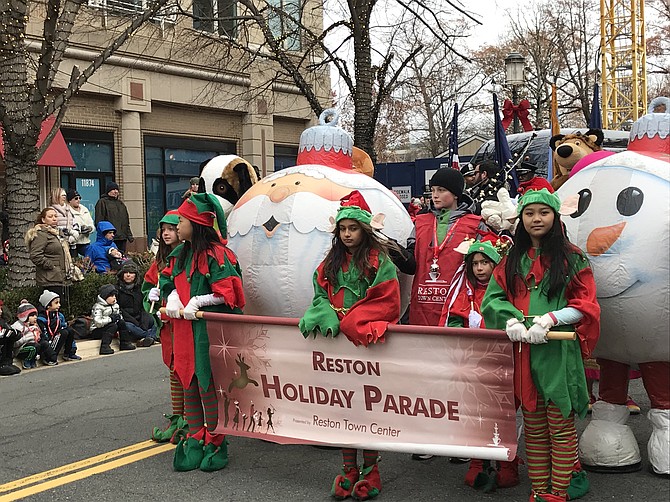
505, 52, 526, 134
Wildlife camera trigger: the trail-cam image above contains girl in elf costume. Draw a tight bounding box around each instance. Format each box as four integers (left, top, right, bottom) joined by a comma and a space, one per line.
144, 210, 188, 443
299, 190, 401, 501
482, 189, 600, 502
161, 194, 245, 472
440, 240, 522, 493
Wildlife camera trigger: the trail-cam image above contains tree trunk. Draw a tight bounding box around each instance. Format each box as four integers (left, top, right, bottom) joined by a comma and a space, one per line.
0, 0, 42, 287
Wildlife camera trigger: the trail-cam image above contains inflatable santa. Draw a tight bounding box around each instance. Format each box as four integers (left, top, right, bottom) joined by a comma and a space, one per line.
557, 98, 670, 475
226, 110, 414, 317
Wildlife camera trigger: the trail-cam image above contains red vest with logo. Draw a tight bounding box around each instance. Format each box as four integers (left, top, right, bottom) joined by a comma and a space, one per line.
410, 212, 483, 326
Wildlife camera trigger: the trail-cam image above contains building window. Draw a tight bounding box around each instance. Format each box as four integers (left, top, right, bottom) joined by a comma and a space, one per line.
268, 0, 301, 51
274, 144, 298, 170
144, 136, 236, 236
193, 0, 237, 38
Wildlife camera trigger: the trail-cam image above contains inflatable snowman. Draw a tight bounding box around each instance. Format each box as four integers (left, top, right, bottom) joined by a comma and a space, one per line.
226, 110, 414, 317
557, 99, 670, 475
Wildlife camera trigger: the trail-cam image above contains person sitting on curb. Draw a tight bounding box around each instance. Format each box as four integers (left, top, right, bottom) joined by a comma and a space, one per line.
90, 284, 138, 355
86, 221, 119, 273
37, 290, 80, 363
11, 300, 44, 369
0, 299, 21, 376
117, 260, 157, 346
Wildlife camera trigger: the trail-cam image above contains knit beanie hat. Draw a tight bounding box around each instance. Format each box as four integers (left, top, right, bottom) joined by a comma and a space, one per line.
429, 168, 465, 199
66, 189, 81, 202
118, 260, 138, 274
105, 181, 120, 194
39, 290, 60, 308
190, 177, 200, 185
99, 284, 117, 300
517, 188, 561, 214
17, 300, 38, 321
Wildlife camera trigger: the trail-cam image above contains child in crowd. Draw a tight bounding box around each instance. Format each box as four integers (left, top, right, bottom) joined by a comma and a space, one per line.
108, 247, 128, 272
482, 189, 600, 502
300, 191, 401, 501
0, 299, 21, 376
116, 260, 156, 346
11, 300, 44, 369
161, 194, 245, 472
145, 210, 188, 443
37, 290, 79, 363
90, 284, 138, 355
86, 221, 118, 273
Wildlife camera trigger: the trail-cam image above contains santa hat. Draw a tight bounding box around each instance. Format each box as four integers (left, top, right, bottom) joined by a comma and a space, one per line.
517, 188, 561, 215
178, 193, 227, 234
16, 300, 38, 322
335, 191, 373, 225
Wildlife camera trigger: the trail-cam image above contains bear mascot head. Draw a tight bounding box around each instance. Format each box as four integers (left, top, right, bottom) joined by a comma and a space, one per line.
549, 129, 603, 190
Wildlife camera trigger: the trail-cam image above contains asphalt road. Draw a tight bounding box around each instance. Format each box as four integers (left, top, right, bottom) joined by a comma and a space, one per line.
1, 348, 668, 501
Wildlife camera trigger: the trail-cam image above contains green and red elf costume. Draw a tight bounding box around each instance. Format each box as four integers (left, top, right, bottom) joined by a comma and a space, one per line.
160, 194, 245, 472
143, 210, 188, 444
482, 189, 600, 502
299, 191, 400, 501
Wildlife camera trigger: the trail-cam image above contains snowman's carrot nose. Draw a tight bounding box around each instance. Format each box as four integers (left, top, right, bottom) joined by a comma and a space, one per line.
586, 222, 626, 256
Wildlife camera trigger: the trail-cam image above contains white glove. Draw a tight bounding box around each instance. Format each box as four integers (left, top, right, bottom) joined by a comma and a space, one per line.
148, 287, 161, 302
528, 314, 554, 344
505, 318, 527, 343
183, 294, 226, 320
165, 290, 184, 318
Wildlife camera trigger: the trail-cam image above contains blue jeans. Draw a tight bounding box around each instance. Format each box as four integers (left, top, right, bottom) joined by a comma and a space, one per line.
125, 321, 157, 341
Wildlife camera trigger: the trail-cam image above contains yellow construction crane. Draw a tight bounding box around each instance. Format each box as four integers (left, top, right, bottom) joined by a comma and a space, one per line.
600, 0, 648, 130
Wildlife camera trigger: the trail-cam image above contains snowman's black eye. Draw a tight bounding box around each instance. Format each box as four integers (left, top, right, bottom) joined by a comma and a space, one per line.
570, 189, 592, 218
617, 187, 643, 216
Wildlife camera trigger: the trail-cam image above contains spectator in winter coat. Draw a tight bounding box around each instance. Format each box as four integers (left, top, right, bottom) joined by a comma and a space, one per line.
0, 299, 21, 376
94, 182, 133, 253
67, 189, 95, 257
116, 260, 156, 345
37, 290, 79, 363
90, 284, 140, 355
11, 300, 45, 369
86, 221, 119, 273
50, 187, 79, 256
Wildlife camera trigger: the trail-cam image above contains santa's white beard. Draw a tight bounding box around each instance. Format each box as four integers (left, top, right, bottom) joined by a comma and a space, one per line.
228, 191, 339, 317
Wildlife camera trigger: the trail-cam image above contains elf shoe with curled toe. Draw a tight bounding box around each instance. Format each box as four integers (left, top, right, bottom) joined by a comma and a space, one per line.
352, 464, 381, 501
173, 427, 206, 472
170, 416, 189, 445
200, 431, 229, 472
531, 492, 567, 502
151, 414, 182, 443
331, 466, 360, 500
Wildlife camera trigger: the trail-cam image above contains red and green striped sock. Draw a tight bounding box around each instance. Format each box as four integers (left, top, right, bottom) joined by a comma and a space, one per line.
170, 370, 185, 416
342, 448, 358, 469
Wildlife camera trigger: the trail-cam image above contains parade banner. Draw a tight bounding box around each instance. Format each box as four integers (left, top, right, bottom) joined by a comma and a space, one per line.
206, 313, 517, 461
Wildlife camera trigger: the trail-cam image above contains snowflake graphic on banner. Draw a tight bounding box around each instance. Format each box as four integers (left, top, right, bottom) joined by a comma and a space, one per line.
441, 338, 514, 427
209, 323, 271, 371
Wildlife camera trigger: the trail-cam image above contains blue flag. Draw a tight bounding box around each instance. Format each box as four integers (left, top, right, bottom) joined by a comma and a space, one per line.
589, 84, 602, 129
493, 93, 518, 193
448, 103, 459, 168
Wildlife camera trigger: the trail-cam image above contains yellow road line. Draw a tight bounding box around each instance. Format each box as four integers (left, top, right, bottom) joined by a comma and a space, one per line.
0, 443, 174, 502
0, 440, 159, 494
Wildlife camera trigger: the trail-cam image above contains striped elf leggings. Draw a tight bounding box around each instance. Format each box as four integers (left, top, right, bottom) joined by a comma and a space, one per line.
183, 377, 219, 433
169, 369, 185, 416
522, 397, 577, 497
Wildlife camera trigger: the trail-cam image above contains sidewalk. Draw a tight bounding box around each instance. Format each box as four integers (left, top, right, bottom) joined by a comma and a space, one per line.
12, 338, 160, 373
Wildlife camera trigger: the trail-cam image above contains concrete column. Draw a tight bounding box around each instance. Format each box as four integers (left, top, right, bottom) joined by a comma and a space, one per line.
119, 110, 146, 250
241, 98, 275, 177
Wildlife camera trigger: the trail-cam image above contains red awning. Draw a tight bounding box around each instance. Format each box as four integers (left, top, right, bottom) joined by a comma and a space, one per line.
0, 115, 76, 168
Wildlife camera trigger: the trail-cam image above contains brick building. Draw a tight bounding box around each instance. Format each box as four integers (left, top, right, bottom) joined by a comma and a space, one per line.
21, 0, 329, 250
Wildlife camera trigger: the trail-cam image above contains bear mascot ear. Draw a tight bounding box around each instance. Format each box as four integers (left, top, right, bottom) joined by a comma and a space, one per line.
550, 134, 565, 151
233, 161, 257, 197
585, 128, 604, 146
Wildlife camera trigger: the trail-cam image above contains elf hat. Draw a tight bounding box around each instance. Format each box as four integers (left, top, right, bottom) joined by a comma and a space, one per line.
178, 193, 227, 234
159, 210, 180, 227
466, 241, 502, 264
17, 300, 38, 322
333, 190, 385, 230
39, 290, 60, 308
517, 188, 561, 215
